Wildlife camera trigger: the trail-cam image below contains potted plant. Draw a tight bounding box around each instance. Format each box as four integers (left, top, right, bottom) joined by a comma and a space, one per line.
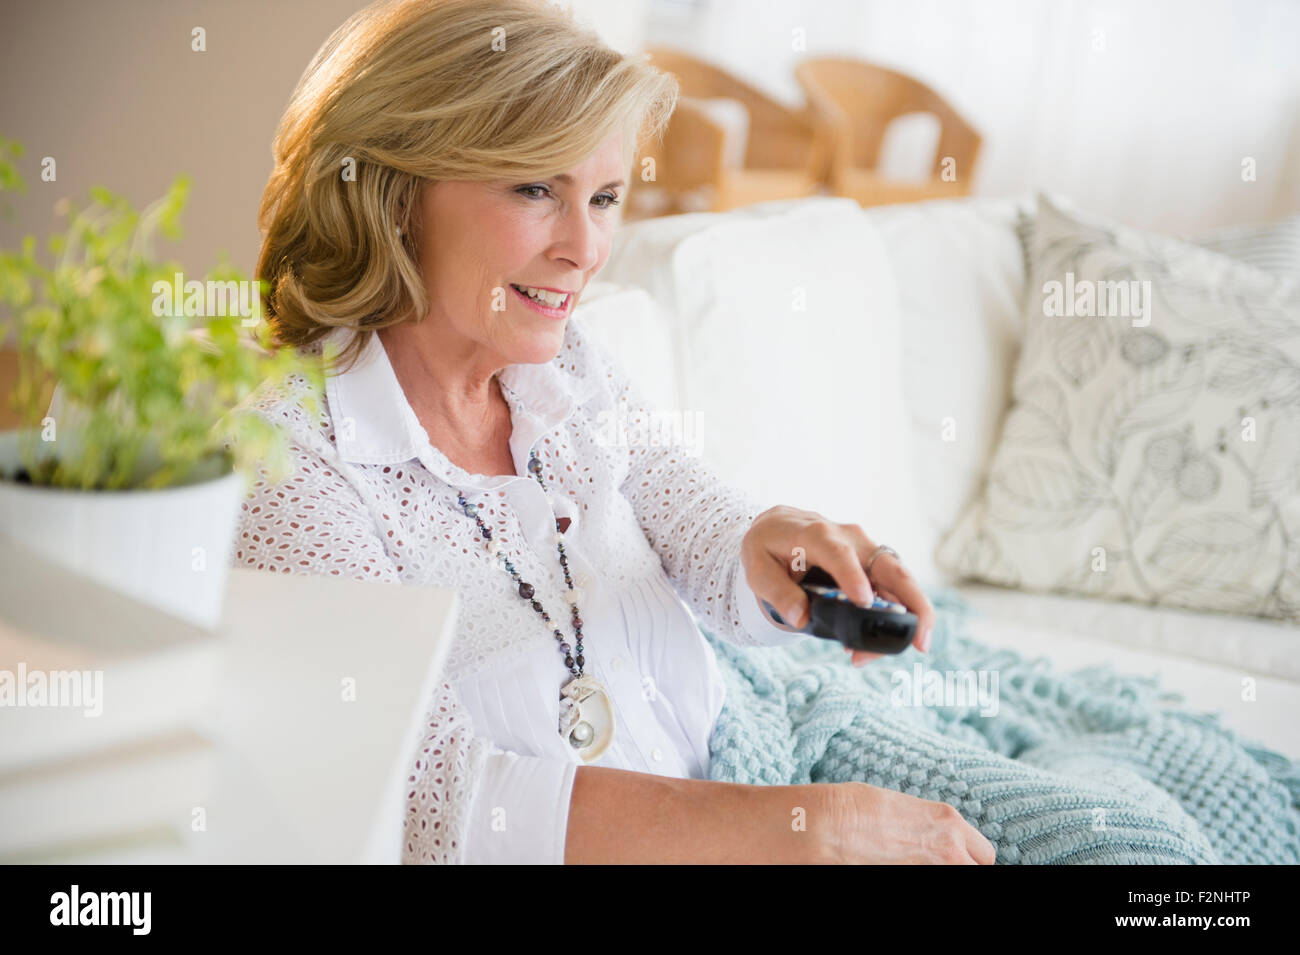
0, 137, 326, 629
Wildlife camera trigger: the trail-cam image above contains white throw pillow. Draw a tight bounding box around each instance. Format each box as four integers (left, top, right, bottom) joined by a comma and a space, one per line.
1017, 205, 1300, 283
938, 193, 1300, 621
573, 281, 682, 414
599, 197, 939, 589
1193, 215, 1300, 280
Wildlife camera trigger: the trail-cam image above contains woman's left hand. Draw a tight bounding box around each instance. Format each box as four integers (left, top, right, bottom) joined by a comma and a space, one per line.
740, 505, 935, 666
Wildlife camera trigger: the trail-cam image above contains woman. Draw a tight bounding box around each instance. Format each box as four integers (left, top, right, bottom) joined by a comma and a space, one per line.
237, 0, 992, 864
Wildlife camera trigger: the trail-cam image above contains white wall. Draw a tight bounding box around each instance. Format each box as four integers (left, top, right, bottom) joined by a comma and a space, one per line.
568, 0, 650, 52
645, 0, 1300, 233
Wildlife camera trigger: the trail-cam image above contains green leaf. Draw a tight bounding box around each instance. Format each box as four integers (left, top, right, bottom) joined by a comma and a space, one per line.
0, 139, 323, 490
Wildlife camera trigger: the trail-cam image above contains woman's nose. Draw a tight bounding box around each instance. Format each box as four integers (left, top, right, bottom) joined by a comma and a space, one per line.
550, 206, 602, 273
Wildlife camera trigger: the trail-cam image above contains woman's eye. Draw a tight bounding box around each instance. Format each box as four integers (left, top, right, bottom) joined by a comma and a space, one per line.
517, 185, 621, 209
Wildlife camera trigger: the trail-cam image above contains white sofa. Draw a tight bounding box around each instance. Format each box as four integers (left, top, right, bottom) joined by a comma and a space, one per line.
579, 194, 1300, 761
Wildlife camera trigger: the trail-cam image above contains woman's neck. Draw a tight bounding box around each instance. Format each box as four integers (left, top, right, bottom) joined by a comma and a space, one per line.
377, 323, 515, 473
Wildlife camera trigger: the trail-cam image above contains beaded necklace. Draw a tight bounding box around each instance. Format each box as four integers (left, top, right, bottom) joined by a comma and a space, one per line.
455, 448, 616, 762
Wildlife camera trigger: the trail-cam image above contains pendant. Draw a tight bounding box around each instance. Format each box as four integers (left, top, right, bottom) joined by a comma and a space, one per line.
558, 674, 615, 763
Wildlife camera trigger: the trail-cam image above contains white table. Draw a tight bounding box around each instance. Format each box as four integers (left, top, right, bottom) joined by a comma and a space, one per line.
0, 543, 459, 864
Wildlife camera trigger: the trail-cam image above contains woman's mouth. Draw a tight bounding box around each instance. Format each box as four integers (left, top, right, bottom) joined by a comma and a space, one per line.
510, 283, 572, 319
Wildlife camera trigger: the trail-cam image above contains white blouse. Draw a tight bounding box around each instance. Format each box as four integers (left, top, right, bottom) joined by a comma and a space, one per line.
230, 316, 802, 864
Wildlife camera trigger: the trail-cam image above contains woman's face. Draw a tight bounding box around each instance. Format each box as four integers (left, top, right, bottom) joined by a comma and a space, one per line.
413, 132, 626, 370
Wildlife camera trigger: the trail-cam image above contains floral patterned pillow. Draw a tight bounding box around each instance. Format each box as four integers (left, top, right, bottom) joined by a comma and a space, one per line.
937, 193, 1300, 622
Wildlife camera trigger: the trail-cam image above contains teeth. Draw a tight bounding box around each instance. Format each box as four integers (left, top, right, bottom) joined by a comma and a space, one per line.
514, 284, 568, 308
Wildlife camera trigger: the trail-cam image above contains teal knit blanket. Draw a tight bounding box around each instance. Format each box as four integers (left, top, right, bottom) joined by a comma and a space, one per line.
703, 588, 1300, 864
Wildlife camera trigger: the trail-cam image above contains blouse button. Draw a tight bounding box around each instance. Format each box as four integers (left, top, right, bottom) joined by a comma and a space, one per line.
650, 747, 663, 762
610, 655, 624, 671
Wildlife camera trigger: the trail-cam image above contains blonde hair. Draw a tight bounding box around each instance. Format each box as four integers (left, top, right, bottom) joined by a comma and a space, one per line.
256, 0, 678, 373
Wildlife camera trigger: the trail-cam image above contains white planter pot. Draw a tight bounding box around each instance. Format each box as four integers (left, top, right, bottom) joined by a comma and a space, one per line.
0, 431, 245, 631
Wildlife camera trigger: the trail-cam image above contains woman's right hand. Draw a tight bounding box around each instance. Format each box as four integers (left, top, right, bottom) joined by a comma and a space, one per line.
823, 781, 997, 864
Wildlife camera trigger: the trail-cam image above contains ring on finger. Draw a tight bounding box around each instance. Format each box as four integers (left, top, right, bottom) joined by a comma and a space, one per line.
864, 544, 900, 580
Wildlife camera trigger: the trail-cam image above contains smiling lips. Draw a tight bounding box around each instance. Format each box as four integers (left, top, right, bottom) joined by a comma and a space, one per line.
510, 283, 573, 317
512, 283, 571, 305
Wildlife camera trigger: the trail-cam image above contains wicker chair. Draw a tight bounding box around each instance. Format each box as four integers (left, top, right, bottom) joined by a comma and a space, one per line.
627, 47, 831, 219
794, 57, 982, 206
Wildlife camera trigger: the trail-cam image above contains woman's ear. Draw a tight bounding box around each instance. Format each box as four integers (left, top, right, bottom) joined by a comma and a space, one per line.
395, 179, 424, 242
400, 178, 431, 248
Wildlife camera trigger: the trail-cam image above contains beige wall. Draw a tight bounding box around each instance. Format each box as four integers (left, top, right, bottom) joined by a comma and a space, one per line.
0, 0, 372, 279
0, 0, 646, 282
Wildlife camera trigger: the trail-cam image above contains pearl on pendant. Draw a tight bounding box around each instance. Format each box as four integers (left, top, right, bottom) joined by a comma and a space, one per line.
563, 587, 583, 606
486, 538, 501, 556
570, 722, 593, 746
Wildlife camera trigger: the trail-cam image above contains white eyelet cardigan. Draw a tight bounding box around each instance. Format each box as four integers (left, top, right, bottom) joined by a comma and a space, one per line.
230, 316, 801, 863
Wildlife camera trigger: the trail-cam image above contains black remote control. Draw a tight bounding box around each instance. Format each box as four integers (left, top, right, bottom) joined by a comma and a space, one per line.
759, 565, 919, 654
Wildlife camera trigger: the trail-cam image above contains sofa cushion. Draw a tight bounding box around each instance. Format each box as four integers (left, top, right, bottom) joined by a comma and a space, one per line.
955, 580, 1300, 683
866, 196, 1035, 579
953, 583, 1300, 759
938, 192, 1300, 622
600, 196, 939, 588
